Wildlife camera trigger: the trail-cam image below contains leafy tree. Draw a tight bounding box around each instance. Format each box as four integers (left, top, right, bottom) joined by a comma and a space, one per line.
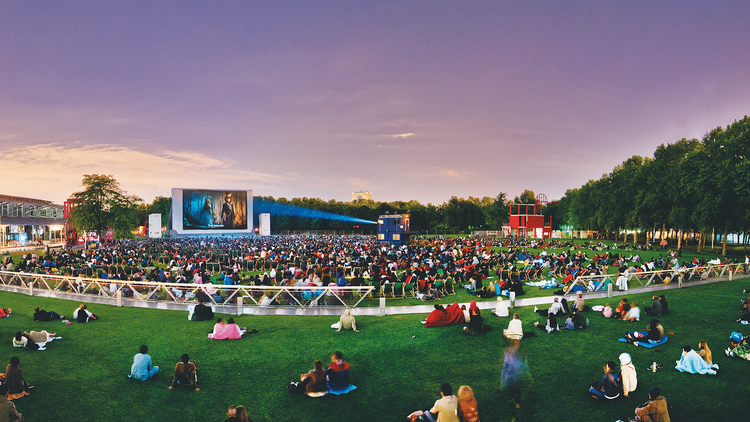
69, 174, 142, 240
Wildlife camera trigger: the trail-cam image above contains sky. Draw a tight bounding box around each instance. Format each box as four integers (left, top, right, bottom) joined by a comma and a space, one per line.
2, 1, 749, 206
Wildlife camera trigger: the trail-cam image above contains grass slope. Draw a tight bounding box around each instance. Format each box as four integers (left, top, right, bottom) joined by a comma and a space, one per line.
1, 276, 750, 421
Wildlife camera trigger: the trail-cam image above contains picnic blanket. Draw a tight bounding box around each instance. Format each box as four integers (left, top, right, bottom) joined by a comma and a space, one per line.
618, 331, 668, 348
327, 383, 357, 395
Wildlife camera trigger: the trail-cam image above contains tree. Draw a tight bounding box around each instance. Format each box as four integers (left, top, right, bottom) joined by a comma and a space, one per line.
69, 174, 142, 240
514, 190, 536, 204
483, 193, 509, 229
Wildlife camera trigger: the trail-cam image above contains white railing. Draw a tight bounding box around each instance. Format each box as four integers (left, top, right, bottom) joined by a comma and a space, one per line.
563, 262, 748, 296
0, 270, 375, 310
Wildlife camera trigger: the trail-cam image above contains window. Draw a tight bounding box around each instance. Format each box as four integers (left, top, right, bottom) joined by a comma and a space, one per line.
377, 234, 385, 240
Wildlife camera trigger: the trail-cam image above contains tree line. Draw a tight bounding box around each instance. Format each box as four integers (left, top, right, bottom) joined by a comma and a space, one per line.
545, 115, 750, 255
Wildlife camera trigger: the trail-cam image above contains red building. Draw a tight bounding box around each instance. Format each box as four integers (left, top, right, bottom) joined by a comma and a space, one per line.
508, 194, 552, 239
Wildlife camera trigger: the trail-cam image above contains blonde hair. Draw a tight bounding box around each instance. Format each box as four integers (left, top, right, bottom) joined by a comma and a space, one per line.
457, 385, 475, 402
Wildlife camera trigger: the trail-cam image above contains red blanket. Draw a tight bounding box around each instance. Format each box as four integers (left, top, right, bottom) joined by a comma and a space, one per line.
425, 303, 465, 327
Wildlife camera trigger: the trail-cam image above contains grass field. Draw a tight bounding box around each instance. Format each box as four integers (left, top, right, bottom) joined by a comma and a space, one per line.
1, 273, 750, 422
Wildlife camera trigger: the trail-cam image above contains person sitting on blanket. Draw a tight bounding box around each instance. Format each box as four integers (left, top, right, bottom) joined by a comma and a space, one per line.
5, 357, 33, 397
335, 309, 359, 332
725, 332, 750, 360
619, 353, 637, 398
326, 351, 357, 394
625, 320, 664, 344
168, 353, 199, 391
33, 307, 63, 321
208, 318, 248, 340
589, 360, 620, 400
622, 302, 641, 321
299, 359, 328, 397
676, 345, 719, 375
503, 313, 523, 340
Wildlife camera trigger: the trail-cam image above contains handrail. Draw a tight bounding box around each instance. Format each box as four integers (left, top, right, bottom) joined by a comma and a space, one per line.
563, 262, 748, 296
0, 270, 375, 310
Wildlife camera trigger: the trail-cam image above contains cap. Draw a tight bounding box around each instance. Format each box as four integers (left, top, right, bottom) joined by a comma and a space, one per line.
619, 353, 632, 365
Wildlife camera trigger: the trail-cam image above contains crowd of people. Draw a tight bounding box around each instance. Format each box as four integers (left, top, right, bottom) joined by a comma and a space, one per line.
1, 235, 748, 422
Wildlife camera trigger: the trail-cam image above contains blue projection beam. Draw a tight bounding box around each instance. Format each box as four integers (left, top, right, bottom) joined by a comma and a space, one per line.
254, 199, 377, 225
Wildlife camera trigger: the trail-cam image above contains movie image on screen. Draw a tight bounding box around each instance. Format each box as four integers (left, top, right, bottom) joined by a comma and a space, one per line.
182, 190, 248, 230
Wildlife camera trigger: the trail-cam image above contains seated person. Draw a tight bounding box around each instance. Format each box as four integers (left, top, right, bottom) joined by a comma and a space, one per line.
625, 319, 664, 344
12, 332, 30, 349
589, 361, 620, 400
659, 295, 668, 314
168, 353, 199, 391
534, 312, 558, 333
622, 302, 641, 321
259, 292, 273, 307
725, 332, 750, 360
299, 360, 328, 397
561, 309, 586, 330
0, 384, 24, 421
630, 386, 670, 422
326, 351, 357, 394
573, 293, 589, 312
698, 340, 712, 364
491, 296, 509, 317
614, 298, 630, 319
535, 297, 564, 317
463, 307, 490, 335
73, 304, 98, 323
33, 307, 63, 321
424, 303, 465, 328
503, 313, 523, 340
602, 303, 613, 318
129, 345, 159, 381
335, 309, 359, 332
4, 357, 33, 396
190, 301, 214, 321
676, 345, 719, 375
619, 353, 637, 398
207, 318, 246, 340
407, 383, 459, 422
644, 295, 663, 316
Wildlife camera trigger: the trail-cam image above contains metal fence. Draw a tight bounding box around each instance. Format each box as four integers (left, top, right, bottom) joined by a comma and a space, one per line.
0, 270, 375, 312
564, 262, 748, 296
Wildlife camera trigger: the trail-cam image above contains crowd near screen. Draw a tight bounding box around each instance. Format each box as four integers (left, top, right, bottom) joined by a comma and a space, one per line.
171, 189, 253, 234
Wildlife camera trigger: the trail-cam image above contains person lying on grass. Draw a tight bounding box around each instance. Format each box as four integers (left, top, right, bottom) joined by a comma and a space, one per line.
33, 307, 63, 321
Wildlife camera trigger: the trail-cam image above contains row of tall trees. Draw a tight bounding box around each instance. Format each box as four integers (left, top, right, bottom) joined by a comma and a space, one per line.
548, 116, 750, 255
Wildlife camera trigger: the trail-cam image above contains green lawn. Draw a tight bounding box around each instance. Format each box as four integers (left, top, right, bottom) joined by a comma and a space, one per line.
1, 274, 750, 422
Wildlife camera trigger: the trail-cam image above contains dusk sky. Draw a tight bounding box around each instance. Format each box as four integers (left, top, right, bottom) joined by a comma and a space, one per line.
2, 1, 749, 206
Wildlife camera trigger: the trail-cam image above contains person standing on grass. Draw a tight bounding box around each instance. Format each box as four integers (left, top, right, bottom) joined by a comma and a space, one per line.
501, 340, 528, 410
129, 345, 159, 381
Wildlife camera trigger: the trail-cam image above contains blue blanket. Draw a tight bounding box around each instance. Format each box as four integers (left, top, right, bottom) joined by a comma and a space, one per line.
676, 350, 718, 375
617, 331, 668, 348
327, 383, 357, 395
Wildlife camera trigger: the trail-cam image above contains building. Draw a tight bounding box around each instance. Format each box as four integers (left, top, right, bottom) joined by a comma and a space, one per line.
0, 194, 66, 247
352, 191, 372, 201
508, 193, 552, 239
377, 214, 411, 244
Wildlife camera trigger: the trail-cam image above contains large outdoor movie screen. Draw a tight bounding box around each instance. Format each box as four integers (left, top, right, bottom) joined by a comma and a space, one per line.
171, 188, 253, 235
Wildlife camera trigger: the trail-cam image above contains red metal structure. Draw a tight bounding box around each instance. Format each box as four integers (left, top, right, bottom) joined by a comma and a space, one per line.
64, 198, 84, 245
508, 193, 552, 239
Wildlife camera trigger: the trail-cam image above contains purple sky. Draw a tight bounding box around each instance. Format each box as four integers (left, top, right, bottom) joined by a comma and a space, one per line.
2, 1, 749, 206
